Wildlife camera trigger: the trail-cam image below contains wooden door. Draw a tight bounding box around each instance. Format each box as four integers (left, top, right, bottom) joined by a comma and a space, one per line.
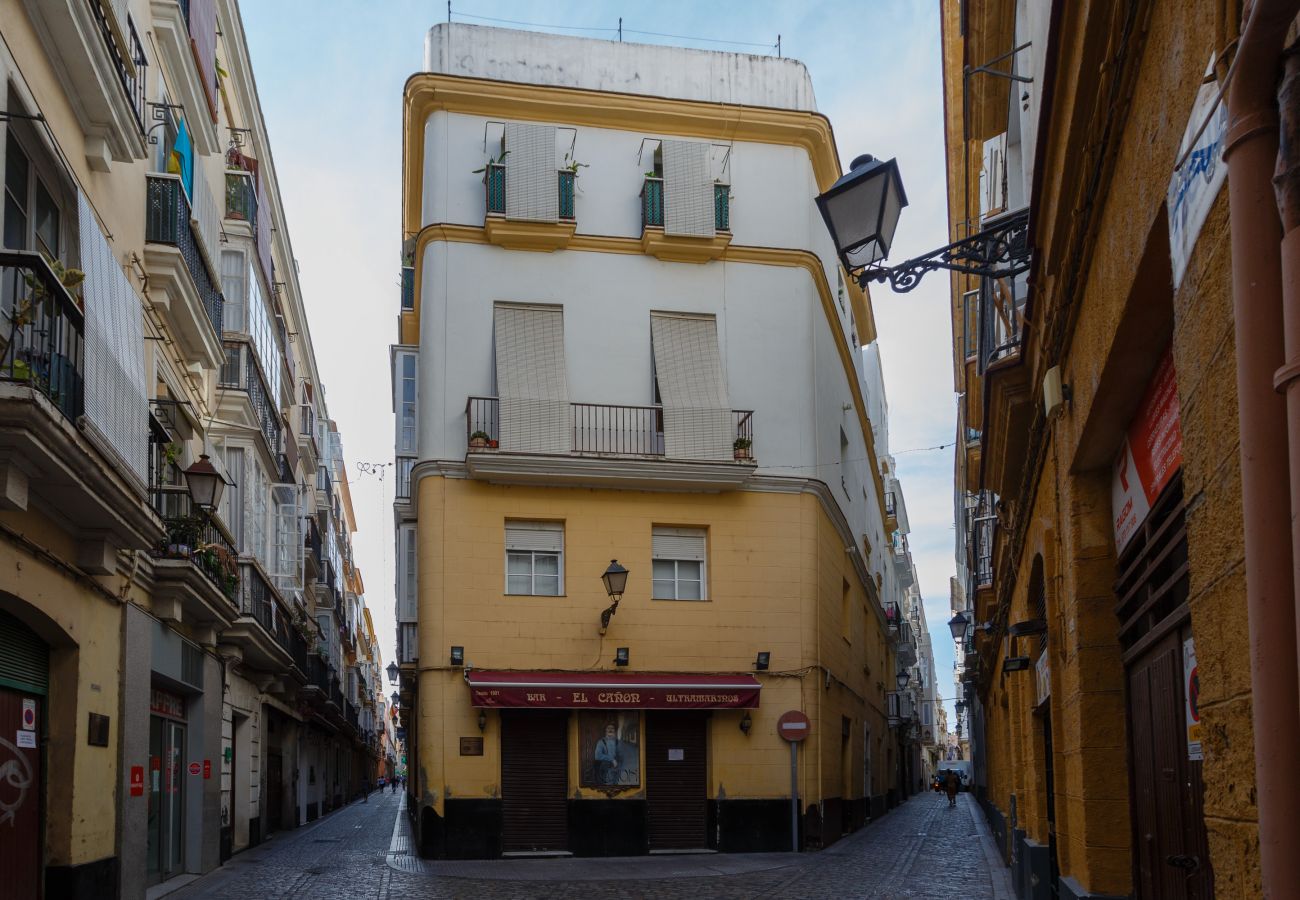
645, 712, 707, 849
500, 711, 568, 852
266, 752, 283, 833
0, 688, 41, 900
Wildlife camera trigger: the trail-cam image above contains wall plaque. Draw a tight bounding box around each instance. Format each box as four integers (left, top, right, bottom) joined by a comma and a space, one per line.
459, 737, 484, 756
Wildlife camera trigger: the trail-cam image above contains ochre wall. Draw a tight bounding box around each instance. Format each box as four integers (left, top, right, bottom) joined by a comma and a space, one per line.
412, 475, 893, 817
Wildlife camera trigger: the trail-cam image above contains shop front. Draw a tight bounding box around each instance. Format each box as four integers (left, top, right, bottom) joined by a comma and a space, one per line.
448, 670, 761, 858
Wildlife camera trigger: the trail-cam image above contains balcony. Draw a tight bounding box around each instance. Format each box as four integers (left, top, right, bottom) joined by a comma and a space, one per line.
225, 170, 257, 224
639, 177, 733, 263
23, 0, 148, 165
148, 487, 240, 627
397, 623, 418, 665
0, 252, 84, 423
463, 396, 758, 491
884, 490, 899, 533
148, 0, 220, 154
482, 164, 577, 251
144, 175, 224, 370
218, 341, 282, 459
400, 266, 415, 312
221, 562, 294, 672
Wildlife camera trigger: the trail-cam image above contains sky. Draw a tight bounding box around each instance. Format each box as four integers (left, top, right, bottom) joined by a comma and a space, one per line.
240, 0, 961, 723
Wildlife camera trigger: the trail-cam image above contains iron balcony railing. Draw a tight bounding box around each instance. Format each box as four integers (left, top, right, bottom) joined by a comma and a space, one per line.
883, 601, 900, 632
400, 266, 414, 311
466, 396, 755, 459
151, 487, 239, 600
640, 177, 731, 232
219, 341, 282, 457
0, 251, 85, 422
976, 213, 1031, 374
290, 625, 309, 674
145, 175, 224, 339
86, 0, 148, 134
306, 653, 330, 692
484, 164, 577, 221
224, 171, 257, 224
884, 491, 897, 517
328, 677, 343, 710
239, 562, 292, 654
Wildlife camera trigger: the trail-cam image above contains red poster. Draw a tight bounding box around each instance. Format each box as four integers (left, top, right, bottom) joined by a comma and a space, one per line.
203, 759, 211, 779
1113, 346, 1183, 552
130, 766, 144, 797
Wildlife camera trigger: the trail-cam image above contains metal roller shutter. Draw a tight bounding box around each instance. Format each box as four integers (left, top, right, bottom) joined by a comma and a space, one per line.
0, 610, 49, 696
501, 711, 569, 852
652, 527, 706, 561
646, 712, 707, 849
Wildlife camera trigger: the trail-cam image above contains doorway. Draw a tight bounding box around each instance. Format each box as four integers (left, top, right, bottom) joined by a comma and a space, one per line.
500, 711, 568, 853
645, 712, 707, 850
147, 716, 186, 885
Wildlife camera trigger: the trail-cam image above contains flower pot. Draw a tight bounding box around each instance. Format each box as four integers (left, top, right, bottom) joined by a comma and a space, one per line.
469, 437, 488, 449
734, 448, 752, 460
488, 440, 499, 449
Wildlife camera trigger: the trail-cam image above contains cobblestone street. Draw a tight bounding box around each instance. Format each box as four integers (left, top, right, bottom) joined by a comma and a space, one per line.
169, 790, 1011, 900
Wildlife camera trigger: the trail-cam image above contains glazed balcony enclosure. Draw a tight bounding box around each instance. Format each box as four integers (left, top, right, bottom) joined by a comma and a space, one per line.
463, 396, 757, 491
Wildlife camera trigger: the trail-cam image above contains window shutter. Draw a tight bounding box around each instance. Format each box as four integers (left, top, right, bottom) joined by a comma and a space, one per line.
505, 521, 563, 552
504, 122, 558, 222
190, 156, 222, 282
662, 139, 714, 237
0, 610, 48, 696
652, 527, 706, 561
494, 304, 570, 453
79, 190, 149, 490
221, 249, 247, 331
650, 312, 732, 460
397, 525, 418, 622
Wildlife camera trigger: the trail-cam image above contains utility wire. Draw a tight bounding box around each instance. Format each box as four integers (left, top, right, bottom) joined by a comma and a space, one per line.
450, 9, 781, 52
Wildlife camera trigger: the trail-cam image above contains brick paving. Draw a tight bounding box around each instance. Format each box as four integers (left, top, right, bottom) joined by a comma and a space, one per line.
170, 789, 1010, 899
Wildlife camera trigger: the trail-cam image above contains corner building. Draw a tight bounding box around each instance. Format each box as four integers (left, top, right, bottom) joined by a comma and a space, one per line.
394, 24, 916, 858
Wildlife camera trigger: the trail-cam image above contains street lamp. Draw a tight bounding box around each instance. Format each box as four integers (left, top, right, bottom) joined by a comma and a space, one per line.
599, 560, 628, 634
386, 661, 398, 684
390, 691, 399, 708
947, 611, 969, 643
182, 453, 228, 511
816, 151, 1031, 293
895, 669, 910, 691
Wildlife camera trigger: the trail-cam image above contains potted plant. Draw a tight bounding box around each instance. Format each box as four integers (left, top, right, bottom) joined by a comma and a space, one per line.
469, 430, 491, 449
733, 437, 753, 460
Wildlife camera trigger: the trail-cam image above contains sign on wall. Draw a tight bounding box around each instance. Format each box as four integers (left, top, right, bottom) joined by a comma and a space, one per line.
1167, 56, 1228, 289
1112, 345, 1183, 552
579, 711, 640, 788
1184, 637, 1203, 761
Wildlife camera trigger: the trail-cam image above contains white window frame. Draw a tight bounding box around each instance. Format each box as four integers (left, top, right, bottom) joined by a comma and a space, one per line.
504, 521, 564, 596
651, 526, 707, 601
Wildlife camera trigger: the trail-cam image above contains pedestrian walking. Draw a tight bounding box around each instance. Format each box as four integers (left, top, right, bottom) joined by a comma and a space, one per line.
944, 771, 959, 808
391, 776, 398, 794
361, 776, 370, 802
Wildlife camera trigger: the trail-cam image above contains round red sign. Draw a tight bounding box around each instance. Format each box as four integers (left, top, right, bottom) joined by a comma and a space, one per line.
188, 762, 201, 776
777, 710, 811, 742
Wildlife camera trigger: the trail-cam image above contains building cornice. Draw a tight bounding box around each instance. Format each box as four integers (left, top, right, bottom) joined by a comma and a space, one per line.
408, 224, 889, 521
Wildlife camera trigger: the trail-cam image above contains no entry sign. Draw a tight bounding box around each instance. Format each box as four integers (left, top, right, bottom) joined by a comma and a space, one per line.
777, 710, 811, 743
188, 761, 201, 776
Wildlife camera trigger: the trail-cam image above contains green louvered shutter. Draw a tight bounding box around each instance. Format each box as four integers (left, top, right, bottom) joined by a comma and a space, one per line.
0, 610, 49, 696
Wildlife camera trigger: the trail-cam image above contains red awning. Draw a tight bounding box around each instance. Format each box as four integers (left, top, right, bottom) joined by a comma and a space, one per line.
467, 670, 760, 710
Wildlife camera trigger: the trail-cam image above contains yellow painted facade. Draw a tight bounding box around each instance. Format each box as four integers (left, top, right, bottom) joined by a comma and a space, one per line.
945, 1, 1258, 898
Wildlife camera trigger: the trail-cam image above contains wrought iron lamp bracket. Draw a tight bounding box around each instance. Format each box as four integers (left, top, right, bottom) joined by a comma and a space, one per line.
853, 208, 1032, 293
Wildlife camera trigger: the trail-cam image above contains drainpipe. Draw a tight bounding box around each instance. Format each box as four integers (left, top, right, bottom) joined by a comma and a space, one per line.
1226, 2, 1300, 895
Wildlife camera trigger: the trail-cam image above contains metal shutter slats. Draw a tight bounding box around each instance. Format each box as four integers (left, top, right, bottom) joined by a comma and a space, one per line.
646, 712, 708, 849
501, 712, 569, 852
190, 157, 222, 283
662, 140, 714, 237
504, 123, 558, 223
650, 313, 732, 460
79, 191, 148, 490
0, 611, 48, 696
495, 304, 570, 453
652, 527, 706, 561
505, 522, 563, 552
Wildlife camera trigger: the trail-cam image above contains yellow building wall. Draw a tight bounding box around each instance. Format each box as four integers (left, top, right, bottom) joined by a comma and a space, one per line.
0, 509, 127, 868
413, 475, 892, 819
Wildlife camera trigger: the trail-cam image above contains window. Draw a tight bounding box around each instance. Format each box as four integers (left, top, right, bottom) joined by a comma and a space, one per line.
395, 351, 417, 454
505, 521, 563, 596
652, 526, 706, 600
221, 249, 248, 331
397, 525, 417, 622
396, 457, 414, 499
4, 131, 66, 259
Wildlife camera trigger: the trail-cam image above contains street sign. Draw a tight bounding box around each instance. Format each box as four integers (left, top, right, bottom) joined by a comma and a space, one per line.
188, 762, 201, 776
203, 759, 212, 779
130, 766, 144, 797
777, 710, 811, 743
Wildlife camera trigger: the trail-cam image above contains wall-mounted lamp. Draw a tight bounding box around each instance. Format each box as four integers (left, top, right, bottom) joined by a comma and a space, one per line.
1043, 366, 1072, 417
895, 669, 910, 691
386, 661, 399, 684
1002, 656, 1031, 673
599, 560, 629, 634
478, 710, 487, 732
614, 647, 630, 667
390, 691, 399, 708
739, 711, 753, 735
754, 651, 770, 671
450, 646, 464, 667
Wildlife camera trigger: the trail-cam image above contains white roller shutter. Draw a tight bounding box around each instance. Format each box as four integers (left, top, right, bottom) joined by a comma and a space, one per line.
494, 303, 570, 453
504, 122, 558, 222
650, 312, 732, 460
652, 527, 706, 561
397, 525, 418, 623
505, 521, 564, 552
79, 191, 148, 490
190, 157, 222, 283
662, 139, 714, 237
